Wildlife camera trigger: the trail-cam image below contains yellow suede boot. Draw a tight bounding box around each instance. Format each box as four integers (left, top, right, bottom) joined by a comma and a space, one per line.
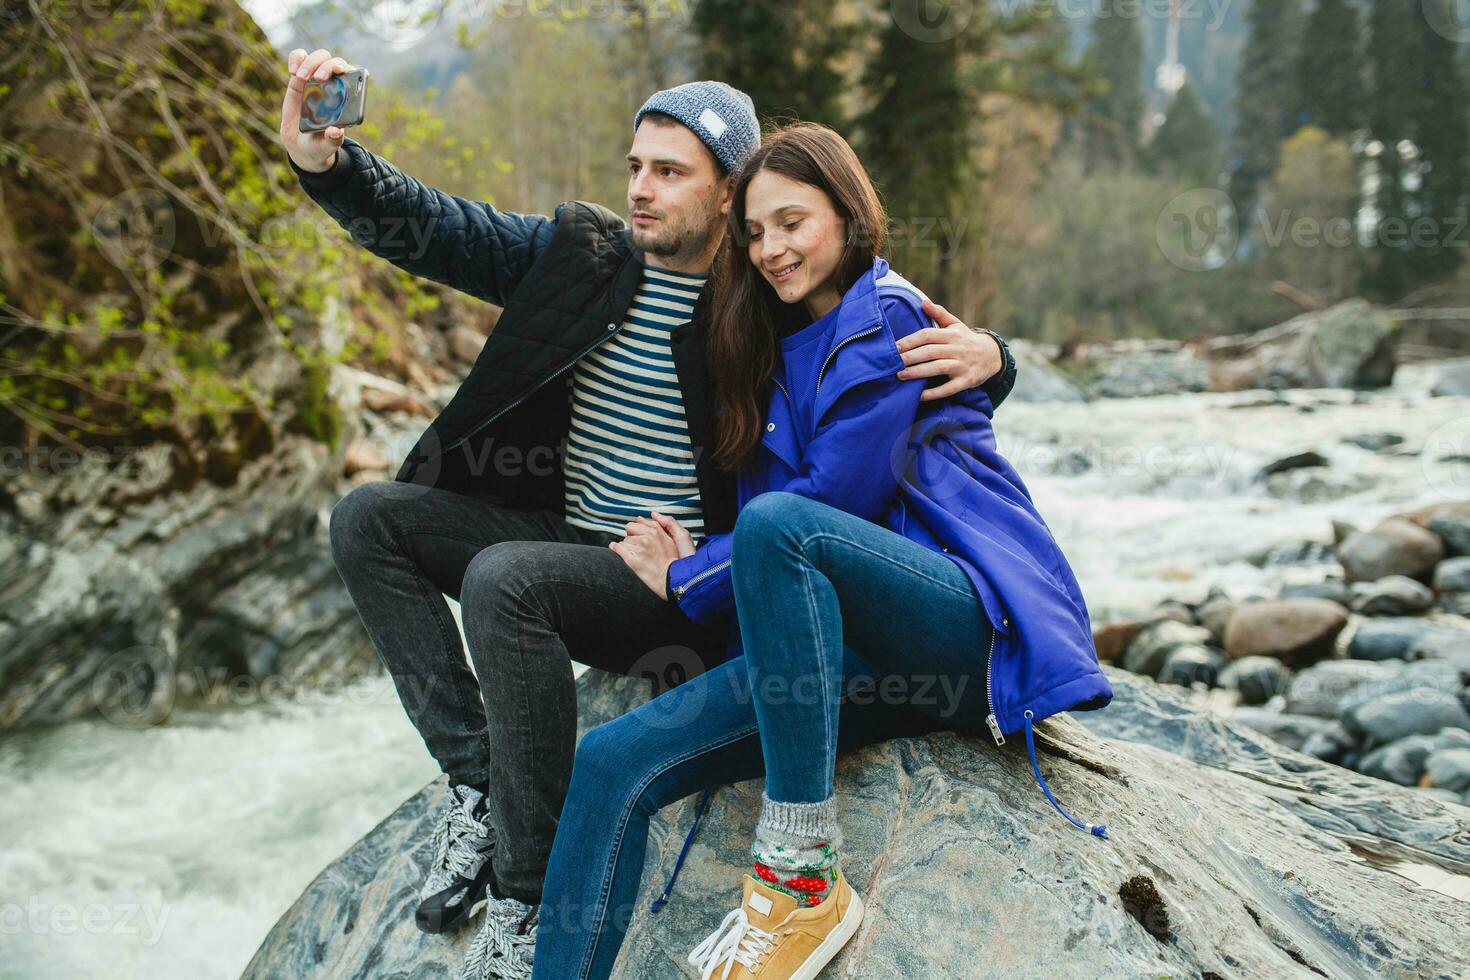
686, 869, 864, 980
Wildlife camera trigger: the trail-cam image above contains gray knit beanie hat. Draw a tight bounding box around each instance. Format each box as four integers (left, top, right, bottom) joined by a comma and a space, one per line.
633, 80, 760, 174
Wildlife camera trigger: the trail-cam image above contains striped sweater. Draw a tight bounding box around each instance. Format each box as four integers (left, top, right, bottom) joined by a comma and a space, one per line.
563, 264, 707, 537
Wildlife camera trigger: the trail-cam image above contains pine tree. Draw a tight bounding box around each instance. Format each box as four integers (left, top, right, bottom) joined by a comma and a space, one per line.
1297, 0, 1364, 137
1230, 0, 1304, 216
856, 1, 969, 291
856, 3, 1086, 302
692, 0, 852, 130
1144, 80, 1221, 184
1412, 0, 1469, 286
1366, 0, 1469, 296
1080, 1, 1145, 172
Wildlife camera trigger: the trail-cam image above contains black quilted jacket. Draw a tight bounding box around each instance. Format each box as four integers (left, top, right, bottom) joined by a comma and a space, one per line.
289, 137, 1017, 534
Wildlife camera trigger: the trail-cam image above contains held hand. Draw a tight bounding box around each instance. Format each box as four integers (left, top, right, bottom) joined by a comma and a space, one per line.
649, 511, 697, 558
279, 48, 354, 173
895, 299, 1006, 402
610, 516, 685, 600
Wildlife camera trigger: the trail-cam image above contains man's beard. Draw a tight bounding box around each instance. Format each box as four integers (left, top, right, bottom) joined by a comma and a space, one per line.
630, 203, 717, 261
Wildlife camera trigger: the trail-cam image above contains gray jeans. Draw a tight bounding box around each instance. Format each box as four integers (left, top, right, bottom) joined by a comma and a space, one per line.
327, 480, 728, 902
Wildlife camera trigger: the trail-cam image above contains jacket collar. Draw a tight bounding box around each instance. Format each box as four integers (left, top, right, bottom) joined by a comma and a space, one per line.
827, 256, 888, 344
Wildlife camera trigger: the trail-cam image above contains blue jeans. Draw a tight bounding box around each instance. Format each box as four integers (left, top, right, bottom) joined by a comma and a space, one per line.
532, 492, 996, 979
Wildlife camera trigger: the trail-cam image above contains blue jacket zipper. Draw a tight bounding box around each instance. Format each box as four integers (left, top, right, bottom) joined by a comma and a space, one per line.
816, 323, 882, 393
985, 627, 1005, 745
670, 557, 730, 600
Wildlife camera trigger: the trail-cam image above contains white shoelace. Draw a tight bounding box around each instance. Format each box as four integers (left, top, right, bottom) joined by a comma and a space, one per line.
457, 898, 537, 980
687, 907, 777, 980
422, 785, 493, 902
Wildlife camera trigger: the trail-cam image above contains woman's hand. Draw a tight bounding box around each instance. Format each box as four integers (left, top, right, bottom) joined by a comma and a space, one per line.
279, 48, 354, 173
609, 512, 697, 600
896, 299, 1006, 402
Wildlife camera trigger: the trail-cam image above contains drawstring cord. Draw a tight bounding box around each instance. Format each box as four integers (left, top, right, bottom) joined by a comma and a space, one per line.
650, 786, 715, 914
1023, 709, 1108, 838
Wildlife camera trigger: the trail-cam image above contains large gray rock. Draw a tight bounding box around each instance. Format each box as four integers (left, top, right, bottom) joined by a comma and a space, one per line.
245, 667, 1470, 979
1222, 598, 1347, 668
1156, 644, 1225, 688
1410, 627, 1470, 674
1342, 691, 1470, 746
1199, 299, 1397, 391
1427, 513, 1470, 557
1006, 339, 1093, 403
1425, 748, 1470, 794
1285, 658, 1400, 718
1348, 619, 1447, 661
1226, 707, 1344, 753
1090, 347, 1211, 399
0, 437, 373, 731
1218, 655, 1293, 706
1433, 556, 1470, 593
1337, 518, 1445, 584
1121, 619, 1213, 678
1337, 659, 1466, 722
1349, 575, 1435, 616
1359, 732, 1458, 786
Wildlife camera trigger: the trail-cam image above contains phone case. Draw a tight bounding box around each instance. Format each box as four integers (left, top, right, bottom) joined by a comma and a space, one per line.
299, 68, 370, 133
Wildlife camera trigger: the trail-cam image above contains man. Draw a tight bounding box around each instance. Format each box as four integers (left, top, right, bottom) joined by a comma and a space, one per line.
279, 47, 1017, 977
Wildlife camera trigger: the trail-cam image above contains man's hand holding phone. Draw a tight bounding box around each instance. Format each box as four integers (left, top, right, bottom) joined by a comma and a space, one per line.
279, 48, 366, 174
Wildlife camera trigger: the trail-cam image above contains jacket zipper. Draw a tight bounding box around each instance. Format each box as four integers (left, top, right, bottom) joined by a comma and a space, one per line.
985, 627, 1004, 745
671, 557, 731, 600
433, 322, 622, 460
815, 323, 882, 393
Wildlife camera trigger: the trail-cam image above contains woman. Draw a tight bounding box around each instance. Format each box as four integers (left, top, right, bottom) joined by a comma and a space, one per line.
529, 123, 1113, 980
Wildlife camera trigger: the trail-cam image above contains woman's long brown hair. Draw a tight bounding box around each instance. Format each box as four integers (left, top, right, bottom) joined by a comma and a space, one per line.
708, 122, 888, 472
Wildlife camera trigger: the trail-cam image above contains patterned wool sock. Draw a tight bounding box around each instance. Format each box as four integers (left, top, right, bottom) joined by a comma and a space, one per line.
750, 794, 842, 908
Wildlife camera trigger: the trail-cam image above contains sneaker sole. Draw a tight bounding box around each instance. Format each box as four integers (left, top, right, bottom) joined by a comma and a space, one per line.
788, 889, 864, 980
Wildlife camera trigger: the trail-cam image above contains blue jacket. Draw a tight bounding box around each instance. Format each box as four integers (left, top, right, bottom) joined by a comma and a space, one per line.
664, 257, 1105, 731
662, 256, 1113, 843
649, 258, 1105, 910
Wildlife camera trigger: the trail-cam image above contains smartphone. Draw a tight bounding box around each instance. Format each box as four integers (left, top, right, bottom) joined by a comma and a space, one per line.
299, 67, 370, 133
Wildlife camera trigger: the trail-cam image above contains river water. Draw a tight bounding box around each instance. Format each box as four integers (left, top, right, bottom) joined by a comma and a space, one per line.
5, 359, 1470, 978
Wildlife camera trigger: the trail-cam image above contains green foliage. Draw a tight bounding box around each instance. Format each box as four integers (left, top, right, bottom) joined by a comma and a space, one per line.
1080, 0, 1145, 172
994, 164, 1295, 342
1230, 0, 1305, 216
292, 359, 343, 451
1364, 0, 1469, 297
693, 0, 853, 129
1269, 126, 1360, 305
1144, 81, 1221, 184
856, 0, 970, 292
1297, 0, 1364, 138
0, 0, 380, 473
857, 0, 1082, 300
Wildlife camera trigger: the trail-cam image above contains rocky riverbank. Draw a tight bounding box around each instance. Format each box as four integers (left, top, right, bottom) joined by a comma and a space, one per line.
1097, 497, 1470, 808
244, 666, 1470, 979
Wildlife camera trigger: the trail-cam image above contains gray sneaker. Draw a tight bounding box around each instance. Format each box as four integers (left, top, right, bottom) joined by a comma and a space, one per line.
457, 895, 537, 980
416, 782, 497, 934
